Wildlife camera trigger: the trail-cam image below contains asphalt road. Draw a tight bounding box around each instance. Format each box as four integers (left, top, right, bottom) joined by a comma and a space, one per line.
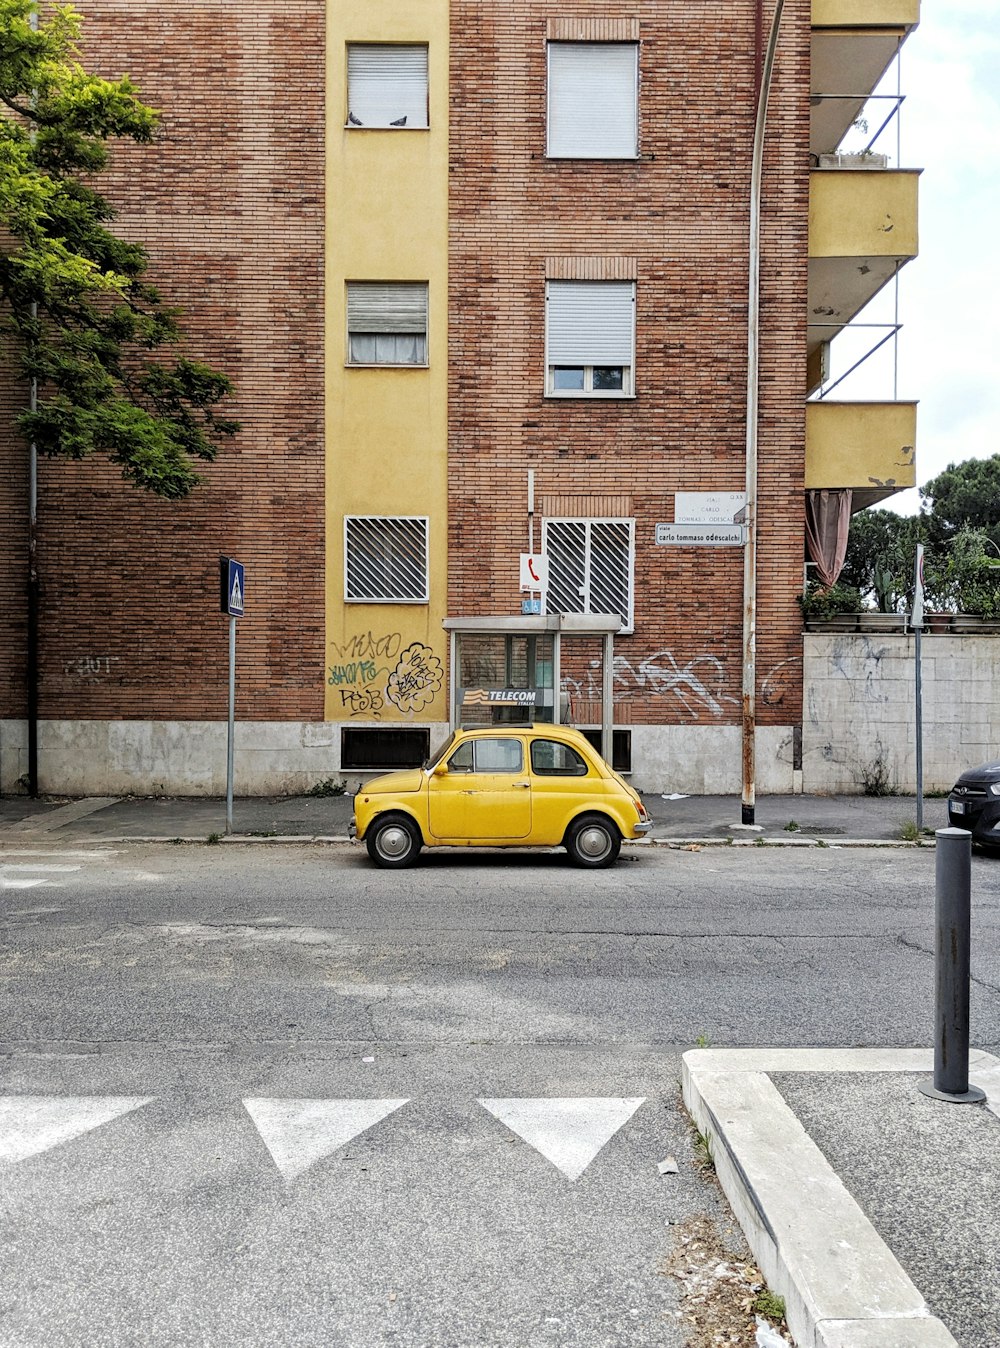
1, 843, 998, 1346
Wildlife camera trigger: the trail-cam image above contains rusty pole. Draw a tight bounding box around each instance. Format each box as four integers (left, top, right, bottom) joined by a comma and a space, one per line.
742, 0, 784, 825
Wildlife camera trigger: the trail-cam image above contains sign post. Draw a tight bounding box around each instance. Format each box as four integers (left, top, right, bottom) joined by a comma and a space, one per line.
220, 557, 245, 834
912, 544, 924, 830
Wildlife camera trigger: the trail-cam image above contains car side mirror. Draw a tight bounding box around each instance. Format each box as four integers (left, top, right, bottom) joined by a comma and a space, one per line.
431, 763, 449, 778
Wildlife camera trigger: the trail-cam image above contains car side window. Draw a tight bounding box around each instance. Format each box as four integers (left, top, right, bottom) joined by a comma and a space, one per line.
473, 738, 524, 773
530, 739, 589, 777
447, 742, 474, 773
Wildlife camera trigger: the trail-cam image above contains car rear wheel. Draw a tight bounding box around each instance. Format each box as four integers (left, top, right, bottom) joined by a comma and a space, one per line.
366, 814, 422, 869
566, 814, 621, 868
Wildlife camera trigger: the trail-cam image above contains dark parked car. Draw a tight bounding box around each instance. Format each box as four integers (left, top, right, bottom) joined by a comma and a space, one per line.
948, 761, 1000, 848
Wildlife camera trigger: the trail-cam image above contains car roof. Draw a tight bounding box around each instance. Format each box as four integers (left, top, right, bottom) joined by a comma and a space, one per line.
457, 723, 593, 745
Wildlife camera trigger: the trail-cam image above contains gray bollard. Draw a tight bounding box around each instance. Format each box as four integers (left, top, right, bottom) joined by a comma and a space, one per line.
919, 828, 986, 1104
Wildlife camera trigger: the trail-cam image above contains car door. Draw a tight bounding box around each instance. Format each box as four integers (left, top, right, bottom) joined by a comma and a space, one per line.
528, 736, 596, 842
427, 736, 531, 840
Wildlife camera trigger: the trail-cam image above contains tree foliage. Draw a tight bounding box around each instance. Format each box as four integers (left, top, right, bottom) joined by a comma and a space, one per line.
920, 455, 1000, 554
0, 0, 237, 497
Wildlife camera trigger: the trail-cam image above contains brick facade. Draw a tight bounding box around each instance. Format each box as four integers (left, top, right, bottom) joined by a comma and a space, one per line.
447, 1, 810, 730
0, 0, 326, 725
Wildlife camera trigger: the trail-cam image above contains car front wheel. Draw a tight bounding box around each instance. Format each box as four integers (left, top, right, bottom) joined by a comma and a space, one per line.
366, 814, 422, 869
566, 814, 621, 868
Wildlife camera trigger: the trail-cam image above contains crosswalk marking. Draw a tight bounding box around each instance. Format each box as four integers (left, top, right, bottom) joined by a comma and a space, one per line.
478, 1097, 646, 1181
243, 1098, 410, 1181
0, 1096, 153, 1165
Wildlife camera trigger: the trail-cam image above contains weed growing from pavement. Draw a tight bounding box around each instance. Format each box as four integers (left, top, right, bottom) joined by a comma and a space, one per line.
784, 820, 799, 832
899, 819, 920, 842
307, 778, 346, 797
752, 1289, 787, 1321
692, 1127, 715, 1173
695, 1033, 713, 1049
816, 838, 829, 848
206, 832, 221, 845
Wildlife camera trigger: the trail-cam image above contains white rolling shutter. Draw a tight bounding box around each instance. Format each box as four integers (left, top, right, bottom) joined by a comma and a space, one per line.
547, 42, 638, 158
546, 281, 634, 367
347, 45, 429, 129
347, 283, 428, 334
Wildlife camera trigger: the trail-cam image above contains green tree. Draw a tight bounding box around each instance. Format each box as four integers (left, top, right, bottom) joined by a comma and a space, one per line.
840, 508, 919, 613
920, 455, 1000, 555
0, 0, 237, 497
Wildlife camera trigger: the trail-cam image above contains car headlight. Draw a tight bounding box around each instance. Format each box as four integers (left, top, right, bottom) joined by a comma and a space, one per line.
989, 784, 1000, 797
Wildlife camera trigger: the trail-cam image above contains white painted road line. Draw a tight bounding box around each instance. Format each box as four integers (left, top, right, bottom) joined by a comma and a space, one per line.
243, 1098, 410, 1181
681, 1049, 981, 1348
0, 1096, 153, 1165
0, 850, 118, 860
478, 1097, 645, 1182
1, 864, 82, 873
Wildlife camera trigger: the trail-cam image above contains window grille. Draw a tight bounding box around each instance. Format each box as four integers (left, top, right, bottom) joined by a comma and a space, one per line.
547, 42, 638, 159
543, 518, 634, 631
347, 45, 429, 129
345, 516, 429, 602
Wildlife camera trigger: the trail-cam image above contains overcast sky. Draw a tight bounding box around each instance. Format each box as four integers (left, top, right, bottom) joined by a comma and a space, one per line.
820, 1, 999, 515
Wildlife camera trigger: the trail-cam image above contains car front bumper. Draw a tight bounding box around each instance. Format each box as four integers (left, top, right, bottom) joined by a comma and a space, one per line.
948, 796, 1000, 845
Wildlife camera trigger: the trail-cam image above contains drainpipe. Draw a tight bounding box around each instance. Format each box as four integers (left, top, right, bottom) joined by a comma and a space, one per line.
742, 0, 784, 825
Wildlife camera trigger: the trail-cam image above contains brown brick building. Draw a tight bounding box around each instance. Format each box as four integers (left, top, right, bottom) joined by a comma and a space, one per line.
0, 1, 920, 796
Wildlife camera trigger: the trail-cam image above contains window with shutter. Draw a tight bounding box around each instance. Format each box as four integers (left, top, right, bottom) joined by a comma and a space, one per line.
545, 281, 635, 396
346, 45, 429, 129
345, 517, 429, 603
543, 518, 634, 632
547, 42, 638, 159
346, 282, 428, 366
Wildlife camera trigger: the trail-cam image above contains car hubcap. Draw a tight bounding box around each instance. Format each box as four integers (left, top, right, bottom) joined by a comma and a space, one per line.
577, 825, 611, 859
378, 825, 410, 859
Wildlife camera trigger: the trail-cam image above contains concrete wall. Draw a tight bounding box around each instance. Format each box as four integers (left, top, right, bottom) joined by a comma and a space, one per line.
803, 632, 998, 793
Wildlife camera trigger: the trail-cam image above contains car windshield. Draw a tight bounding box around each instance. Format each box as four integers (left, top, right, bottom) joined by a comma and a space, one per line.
424, 732, 458, 771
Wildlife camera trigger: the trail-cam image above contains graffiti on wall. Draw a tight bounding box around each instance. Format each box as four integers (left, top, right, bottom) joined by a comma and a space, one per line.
562, 648, 740, 720
63, 655, 120, 680
328, 633, 443, 718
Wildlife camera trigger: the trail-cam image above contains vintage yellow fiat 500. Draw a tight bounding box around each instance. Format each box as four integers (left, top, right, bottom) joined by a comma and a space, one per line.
351, 723, 651, 868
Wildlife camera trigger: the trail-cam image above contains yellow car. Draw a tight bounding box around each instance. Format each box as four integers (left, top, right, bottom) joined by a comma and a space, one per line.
351, 724, 651, 868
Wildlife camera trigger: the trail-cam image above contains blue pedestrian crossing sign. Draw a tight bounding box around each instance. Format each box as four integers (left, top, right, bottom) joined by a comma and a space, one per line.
220, 556, 245, 617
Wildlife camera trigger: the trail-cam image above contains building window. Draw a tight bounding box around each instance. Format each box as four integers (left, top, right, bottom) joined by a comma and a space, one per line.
345, 516, 429, 603
346, 44, 429, 129
547, 42, 638, 159
545, 281, 635, 397
346, 282, 428, 366
341, 728, 430, 771
543, 518, 634, 632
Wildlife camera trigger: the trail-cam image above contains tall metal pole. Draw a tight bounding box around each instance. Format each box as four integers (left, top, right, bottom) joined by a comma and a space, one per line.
26, 4, 39, 797
912, 543, 924, 829
226, 615, 236, 833
742, 0, 784, 825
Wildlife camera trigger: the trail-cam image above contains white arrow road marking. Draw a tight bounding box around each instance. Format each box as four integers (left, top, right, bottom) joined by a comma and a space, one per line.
0, 1096, 153, 1165
478, 1097, 646, 1182
0, 878, 55, 890
243, 1098, 410, 1181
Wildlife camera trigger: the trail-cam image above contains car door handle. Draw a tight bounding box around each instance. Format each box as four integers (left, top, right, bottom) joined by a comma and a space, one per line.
513, 781, 530, 789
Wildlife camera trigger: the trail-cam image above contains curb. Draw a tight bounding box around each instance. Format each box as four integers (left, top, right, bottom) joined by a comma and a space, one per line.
682, 1048, 1000, 1348
1, 834, 930, 849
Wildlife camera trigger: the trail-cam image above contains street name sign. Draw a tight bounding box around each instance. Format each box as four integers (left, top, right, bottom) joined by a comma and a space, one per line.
655, 524, 745, 547
674, 491, 746, 525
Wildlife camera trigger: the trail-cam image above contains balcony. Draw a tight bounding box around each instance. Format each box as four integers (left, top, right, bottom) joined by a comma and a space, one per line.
805, 401, 917, 509
807, 167, 919, 386
811, 3, 920, 157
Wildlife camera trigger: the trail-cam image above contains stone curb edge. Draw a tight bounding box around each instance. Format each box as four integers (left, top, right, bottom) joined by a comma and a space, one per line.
681, 1048, 1000, 1348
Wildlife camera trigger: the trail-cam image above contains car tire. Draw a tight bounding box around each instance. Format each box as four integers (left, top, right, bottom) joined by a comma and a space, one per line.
366, 813, 422, 869
565, 814, 621, 869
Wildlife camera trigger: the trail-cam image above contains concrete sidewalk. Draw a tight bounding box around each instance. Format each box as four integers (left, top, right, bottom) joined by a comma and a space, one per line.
0, 787, 950, 845
684, 1049, 1000, 1348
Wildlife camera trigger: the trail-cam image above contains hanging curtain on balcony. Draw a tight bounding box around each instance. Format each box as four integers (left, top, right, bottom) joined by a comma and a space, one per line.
805, 489, 853, 587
